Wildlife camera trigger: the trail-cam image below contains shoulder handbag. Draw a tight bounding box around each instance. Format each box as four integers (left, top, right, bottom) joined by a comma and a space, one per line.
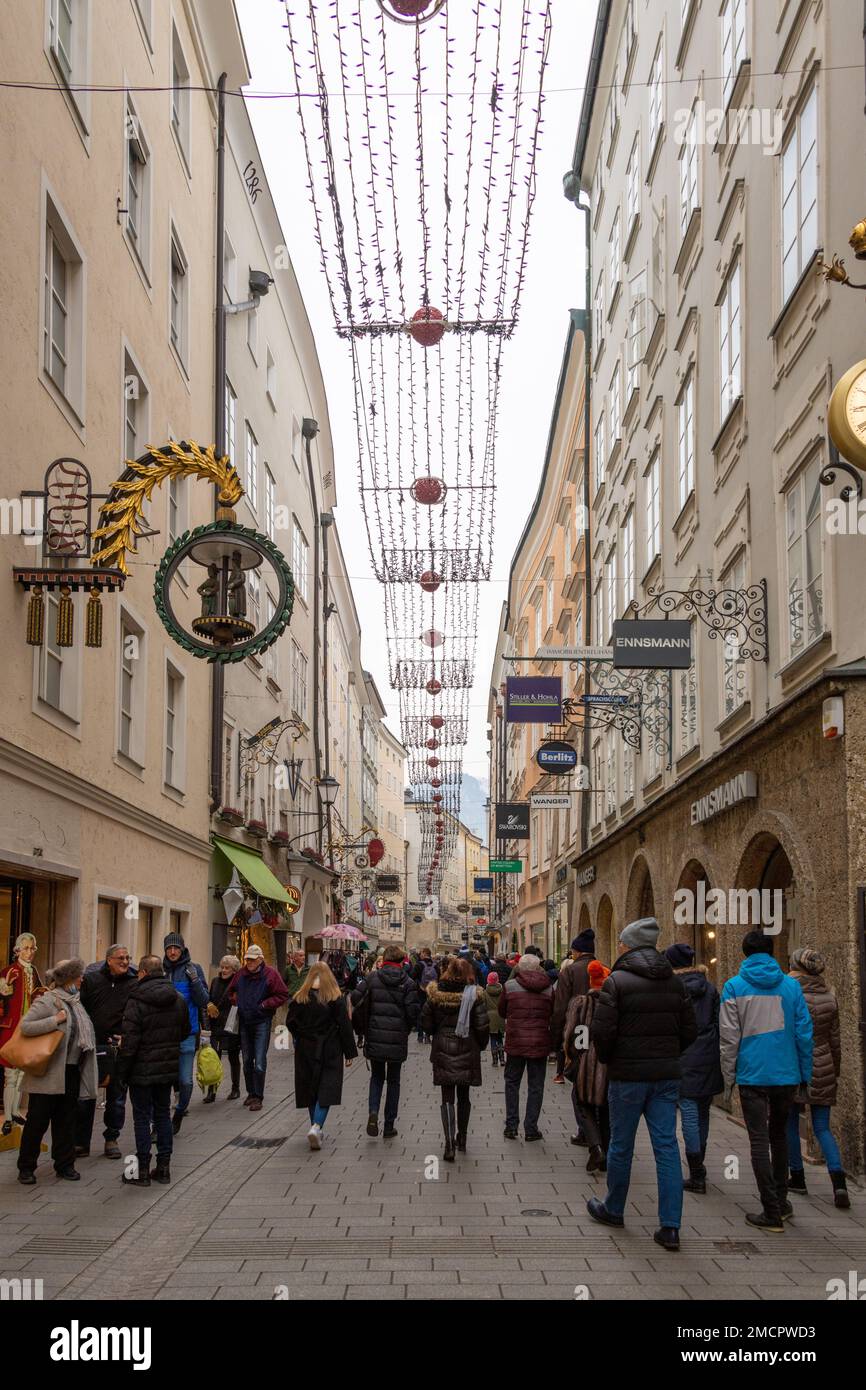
0, 1018, 64, 1076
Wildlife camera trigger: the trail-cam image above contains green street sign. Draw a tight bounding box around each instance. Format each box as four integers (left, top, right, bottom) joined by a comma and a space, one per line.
489, 859, 522, 873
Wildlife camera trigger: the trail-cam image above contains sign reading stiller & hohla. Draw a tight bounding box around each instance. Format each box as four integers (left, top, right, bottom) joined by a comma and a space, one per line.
505, 675, 562, 723
612, 619, 692, 669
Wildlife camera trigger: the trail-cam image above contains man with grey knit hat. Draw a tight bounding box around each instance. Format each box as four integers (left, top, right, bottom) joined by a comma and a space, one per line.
587, 917, 697, 1252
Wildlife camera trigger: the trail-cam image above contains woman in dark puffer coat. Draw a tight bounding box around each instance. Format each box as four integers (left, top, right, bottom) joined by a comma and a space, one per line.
420, 955, 489, 1161
786, 948, 848, 1208
664, 945, 723, 1195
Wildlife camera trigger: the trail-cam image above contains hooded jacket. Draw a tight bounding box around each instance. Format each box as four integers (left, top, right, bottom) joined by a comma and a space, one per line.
80, 960, 139, 1043
350, 963, 420, 1061
420, 981, 490, 1086
483, 982, 504, 1035
228, 963, 288, 1024
676, 966, 724, 1100
498, 965, 555, 1058
789, 971, 841, 1107
163, 947, 209, 1035
117, 973, 192, 1087
719, 954, 813, 1089
590, 947, 698, 1082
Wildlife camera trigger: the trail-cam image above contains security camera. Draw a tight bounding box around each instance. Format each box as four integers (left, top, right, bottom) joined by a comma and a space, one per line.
249, 270, 273, 298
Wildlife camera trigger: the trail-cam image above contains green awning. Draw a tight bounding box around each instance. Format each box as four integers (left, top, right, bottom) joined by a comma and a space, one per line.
213, 836, 292, 903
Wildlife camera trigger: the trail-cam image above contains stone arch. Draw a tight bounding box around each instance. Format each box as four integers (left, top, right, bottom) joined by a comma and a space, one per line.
733, 831, 797, 969
577, 901, 592, 941
596, 894, 616, 967
302, 886, 325, 959
625, 853, 655, 925
674, 857, 717, 982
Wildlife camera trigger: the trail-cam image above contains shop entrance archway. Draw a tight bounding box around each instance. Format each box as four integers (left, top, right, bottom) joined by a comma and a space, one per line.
735, 834, 796, 968
596, 894, 615, 967
625, 855, 655, 926
676, 859, 717, 982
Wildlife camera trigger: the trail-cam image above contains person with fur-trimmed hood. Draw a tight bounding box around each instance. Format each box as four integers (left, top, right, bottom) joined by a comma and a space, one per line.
420, 955, 489, 1161
498, 953, 555, 1142
664, 944, 723, 1195
785, 947, 848, 1209
564, 959, 611, 1172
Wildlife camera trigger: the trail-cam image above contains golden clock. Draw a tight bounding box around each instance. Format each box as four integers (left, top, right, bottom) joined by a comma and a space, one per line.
828, 358, 866, 471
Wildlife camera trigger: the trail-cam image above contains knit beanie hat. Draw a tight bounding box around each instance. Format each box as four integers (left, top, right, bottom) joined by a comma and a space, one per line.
587, 960, 610, 988
517, 953, 541, 969
571, 929, 595, 953
163, 932, 185, 951
664, 942, 695, 969
791, 946, 824, 975
620, 917, 660, 950
486, 972, 500, 985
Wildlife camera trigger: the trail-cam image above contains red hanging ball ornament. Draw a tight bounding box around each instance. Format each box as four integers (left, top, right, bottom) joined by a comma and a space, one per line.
412, 476, 445, 505
390, 0, 434, 16
427, 756, 440, 768
419, 570, 442, 592
426, 738, 440, 750
421, 628, 444, 648
408, 305, 445, 347
426, 678, 442, 695
429, 715, 444, 730
430, 777, 442, 787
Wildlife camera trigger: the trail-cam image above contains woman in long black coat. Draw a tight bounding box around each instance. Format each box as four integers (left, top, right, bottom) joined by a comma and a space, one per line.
286, 963, 357, 1151
420, 955, 489, 1161
664, 945, 723, 1194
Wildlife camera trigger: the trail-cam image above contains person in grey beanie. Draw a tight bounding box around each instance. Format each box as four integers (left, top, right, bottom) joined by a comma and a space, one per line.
587, 918, 697, 1253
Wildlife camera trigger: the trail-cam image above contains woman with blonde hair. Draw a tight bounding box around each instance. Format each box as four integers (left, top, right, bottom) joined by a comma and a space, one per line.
286, 962, 357, 1150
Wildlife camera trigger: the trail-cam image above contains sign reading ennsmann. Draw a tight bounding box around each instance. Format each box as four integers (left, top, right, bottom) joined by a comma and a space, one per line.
612, 619, 692, 669
690, 772, 758, 825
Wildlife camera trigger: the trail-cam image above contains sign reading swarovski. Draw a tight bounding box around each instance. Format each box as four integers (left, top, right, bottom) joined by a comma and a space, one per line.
612, 619, 692, 669
690, 772, 758, 825
495, 802, 530, 839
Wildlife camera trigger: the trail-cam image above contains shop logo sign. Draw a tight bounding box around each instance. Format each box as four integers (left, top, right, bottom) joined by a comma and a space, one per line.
505, 675, 562, 723
612, 619, 692, 669
494, 802, 530, 839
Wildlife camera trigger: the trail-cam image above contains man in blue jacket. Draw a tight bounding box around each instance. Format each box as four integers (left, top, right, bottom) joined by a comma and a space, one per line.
720, 931, 813, 1233
162, 932, 209, 1133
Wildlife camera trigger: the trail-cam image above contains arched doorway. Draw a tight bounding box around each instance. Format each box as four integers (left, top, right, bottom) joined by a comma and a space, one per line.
675, 859, 717, 982
596, 895, 615, 967
577, 901, 592, 942
625, 855, 655, 926
302, 886, 325, 961
735, 834, 796, 968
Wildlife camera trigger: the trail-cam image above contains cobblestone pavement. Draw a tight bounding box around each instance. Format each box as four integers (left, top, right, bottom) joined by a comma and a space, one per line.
1, 1041, 864, 1302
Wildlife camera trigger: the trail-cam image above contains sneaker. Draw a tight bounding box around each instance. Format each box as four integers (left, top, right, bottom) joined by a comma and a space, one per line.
17, 1170, 36, 1185
307, 1123, 322, 1151
73, 1145, 90, 1157
171, 1111, 185, 1135
586, 1196, 624, 1228
745, 1210, 784, 1233
552, 1075, 565, 1084
103, 1141, 121, 1160
366, 1112, 379, 1137
503, 1128, 518, 1140
524, 1132, 543, 1143
653, 1226, 680, 1252
55, 1168, 81, 1182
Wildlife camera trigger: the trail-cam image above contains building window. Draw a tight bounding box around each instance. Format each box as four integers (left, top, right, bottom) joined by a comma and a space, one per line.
38, 590, 80, 717
43, 224, 69, 395
593, 412, 606, 492
170, 23, 190, 165
610, 208, 621, 297
677, 621, 698, 755
292, 519, 309, 602
247, 303, 258, 360
785, 454, 824, 657
247, 564, 260, 634
622, 508, 635, 607
244, 423, 258, 511
609, 361, 621, 446
648, 42, 664, 155
49, 0, 75, 81
720, 551, 749, 717
225, 380, 237, 471
118, 613, 145, 765
593, 274, 605, 354
677, 369, 695, 509
164, 664, 184, 789
265, 594, 278, 683
266, 347, 277, 406
42, 197, 84, 416
626, 270, 646, 398
169, 228, 188, 367
222, 722, 235, 806
593, 577, 603, 649
719, 258, 741, 424
721, 0, 747, 109
264, 465, 276, 540
123, 351, 148, 463
292, 642, 308, 718
605, 548, 617, 637
591, 740, 602, 826
781, 84, 818, 304
545, 577, 554, 631
645, 451, 660, 567
622, 741, 634, 803
606, 731, 617, 816
679, 107, 699, 236
626, 138, 640, 229
223, 232, 237, 303
167, 474, 187, 543
124, 99, 150, 272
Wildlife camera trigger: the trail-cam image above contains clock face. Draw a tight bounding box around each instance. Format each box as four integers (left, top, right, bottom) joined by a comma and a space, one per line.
844, 369, 866, 439
828, 358, 866, 471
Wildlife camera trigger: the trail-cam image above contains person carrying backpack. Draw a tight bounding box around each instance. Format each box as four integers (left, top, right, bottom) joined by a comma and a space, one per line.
350, 944, 419, 1138
413, 949, 437, 1042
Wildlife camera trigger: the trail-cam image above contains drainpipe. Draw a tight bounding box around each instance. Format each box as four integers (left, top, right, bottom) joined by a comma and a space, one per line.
302, 419, 324, 854
321, 509, 335, 866
209, 72, 228, 813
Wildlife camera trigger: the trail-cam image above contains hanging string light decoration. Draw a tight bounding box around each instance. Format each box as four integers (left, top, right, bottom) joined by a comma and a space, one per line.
283, 0, 552, 895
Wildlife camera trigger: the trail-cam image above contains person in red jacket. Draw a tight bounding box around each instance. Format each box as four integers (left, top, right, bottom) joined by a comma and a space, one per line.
498, 953, 555, 1141
227, 945, 288, 1111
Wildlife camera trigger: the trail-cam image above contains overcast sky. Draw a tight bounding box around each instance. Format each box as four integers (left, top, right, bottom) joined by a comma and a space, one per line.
236, 0, 593, 784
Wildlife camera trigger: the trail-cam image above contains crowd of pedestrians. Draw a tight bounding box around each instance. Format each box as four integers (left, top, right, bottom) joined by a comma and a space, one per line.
3, 917, 854, 1247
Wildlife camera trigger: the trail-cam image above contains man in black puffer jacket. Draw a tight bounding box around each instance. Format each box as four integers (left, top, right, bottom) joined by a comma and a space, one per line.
350, 944, 419, 1139
75, 945, 138, 1160
116, 955, 191, 1187
588, 918, 697, 1253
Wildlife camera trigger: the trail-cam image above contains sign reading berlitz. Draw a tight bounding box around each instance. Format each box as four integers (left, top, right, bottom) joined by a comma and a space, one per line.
505, 675, 562, 723
690, 771, 757, 824
612, 619, 692, 669
495, 802, 530, 839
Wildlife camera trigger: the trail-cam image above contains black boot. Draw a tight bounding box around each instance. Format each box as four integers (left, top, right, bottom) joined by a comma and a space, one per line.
456, 1095, 470, 1152
153, 1159, 171, 1185
203, 1089, 216, 1104
788, 1168, 808, 1194
683, 1152, 707, 1194
830, 1171, 850, 1210
441, 1102, 456, 1162
122, 1161, 151, 1188
586, 1145, 605, 1173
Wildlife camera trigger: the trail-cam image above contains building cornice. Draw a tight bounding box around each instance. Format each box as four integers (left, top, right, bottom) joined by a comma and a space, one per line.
0, 739, 212, 862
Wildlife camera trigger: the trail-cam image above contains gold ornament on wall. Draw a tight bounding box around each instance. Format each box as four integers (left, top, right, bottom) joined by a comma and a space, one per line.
827, 358, 866, 474
26, 585, 44, 646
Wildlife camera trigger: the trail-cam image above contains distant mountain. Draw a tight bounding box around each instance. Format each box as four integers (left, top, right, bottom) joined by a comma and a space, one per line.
458, 774, 488, 842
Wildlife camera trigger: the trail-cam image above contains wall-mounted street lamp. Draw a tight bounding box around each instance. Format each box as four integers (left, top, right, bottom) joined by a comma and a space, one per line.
316, 774, 341, 809
224, 270, 274, 316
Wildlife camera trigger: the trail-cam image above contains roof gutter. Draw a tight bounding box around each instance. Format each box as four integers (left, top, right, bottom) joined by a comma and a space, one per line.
567, 0, 614, 189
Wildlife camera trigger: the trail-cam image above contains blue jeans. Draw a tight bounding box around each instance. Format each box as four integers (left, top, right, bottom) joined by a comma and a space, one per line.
240, 1017, 271, 1100
129, 1082, 173, 1164
308, 1102, 329, 1128
75, 1071, 128, 1147
605, 1079, 683, 1229
787, 1103, 843, 1173
175, 1033, 198, 1115
678, 1096, 712, 1156
369, 1059, 401, 1125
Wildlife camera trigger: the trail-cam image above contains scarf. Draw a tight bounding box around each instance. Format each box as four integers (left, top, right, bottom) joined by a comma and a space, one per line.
56, 986, 96, 1055
455, 984, 477, 1038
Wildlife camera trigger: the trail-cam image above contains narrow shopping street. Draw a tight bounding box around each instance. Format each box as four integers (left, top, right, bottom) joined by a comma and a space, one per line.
1, 1043, 863, 1303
